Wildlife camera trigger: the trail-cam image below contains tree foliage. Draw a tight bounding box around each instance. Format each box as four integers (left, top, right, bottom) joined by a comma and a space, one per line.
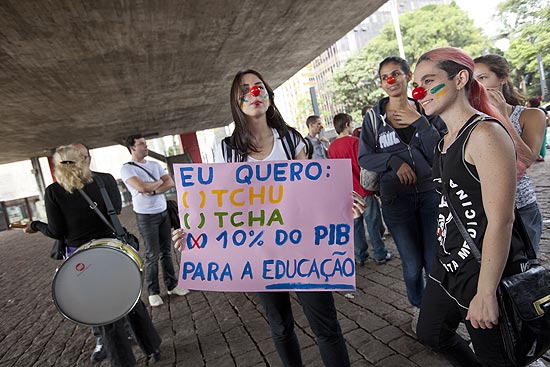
328, 3, 492, 114
294, 94, 330, 130
498, 0, 550, 99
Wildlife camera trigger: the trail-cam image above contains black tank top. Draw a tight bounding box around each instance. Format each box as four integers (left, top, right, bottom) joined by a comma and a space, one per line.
430, 114, 528, 309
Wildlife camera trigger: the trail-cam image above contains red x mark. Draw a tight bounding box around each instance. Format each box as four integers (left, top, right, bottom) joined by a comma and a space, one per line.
190, 233, 204, 249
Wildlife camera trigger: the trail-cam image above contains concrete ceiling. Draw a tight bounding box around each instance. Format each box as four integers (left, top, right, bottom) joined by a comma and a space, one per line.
0, 0, 387, 164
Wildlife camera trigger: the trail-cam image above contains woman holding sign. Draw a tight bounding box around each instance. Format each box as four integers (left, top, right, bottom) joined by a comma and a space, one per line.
174, 69, 351, 367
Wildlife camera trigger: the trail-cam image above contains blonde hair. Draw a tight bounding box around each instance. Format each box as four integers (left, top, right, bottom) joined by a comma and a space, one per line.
53, 145, 93, 193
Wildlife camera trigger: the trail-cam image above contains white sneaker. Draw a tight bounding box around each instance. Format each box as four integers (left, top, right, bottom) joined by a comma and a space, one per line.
528, 359, 547, 367
167, 287, 190, 296
148, 294, 164, 307
411, 307, 420, 334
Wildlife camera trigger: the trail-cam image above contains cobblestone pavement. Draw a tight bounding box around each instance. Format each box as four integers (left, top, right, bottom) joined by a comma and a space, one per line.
1, 160, 549, 367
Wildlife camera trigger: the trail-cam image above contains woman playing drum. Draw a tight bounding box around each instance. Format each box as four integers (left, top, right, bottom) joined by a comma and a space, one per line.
25, 144, 162, 367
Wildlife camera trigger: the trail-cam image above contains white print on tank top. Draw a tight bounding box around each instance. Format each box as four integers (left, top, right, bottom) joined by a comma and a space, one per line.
437, 211, 453, 255
437, 179, 480, 273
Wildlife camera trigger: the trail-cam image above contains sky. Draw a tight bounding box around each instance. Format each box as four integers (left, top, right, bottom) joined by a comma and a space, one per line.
454, 0, 501, 37
454, 0, 509, 49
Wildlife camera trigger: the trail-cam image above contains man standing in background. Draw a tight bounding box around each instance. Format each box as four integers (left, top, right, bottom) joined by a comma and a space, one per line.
305, 115, 330, 159
328, 113, 393, 266
121, 134, 189, 307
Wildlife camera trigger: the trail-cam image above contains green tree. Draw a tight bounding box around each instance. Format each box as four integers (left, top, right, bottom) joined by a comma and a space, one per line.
497, 0, 550, 98
294, 94, 330, 130
329, 3, 492, 115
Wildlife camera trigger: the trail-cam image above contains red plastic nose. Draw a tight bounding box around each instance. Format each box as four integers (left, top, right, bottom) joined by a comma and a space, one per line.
412, 86, 427, 100
250, 86, 261, 97
386, 76, 396, 85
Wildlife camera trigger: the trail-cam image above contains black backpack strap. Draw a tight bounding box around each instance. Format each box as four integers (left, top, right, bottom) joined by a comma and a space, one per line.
367, 108, 380, 151
222, 137, 247, 162
125, 161, 157, 180
221, 137, 234, 163
280, 128, 305, 160
280, 130, 294, 160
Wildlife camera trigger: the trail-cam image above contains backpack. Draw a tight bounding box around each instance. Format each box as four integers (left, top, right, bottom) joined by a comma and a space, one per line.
359, 108, 380, 191
221, 128, 303, 162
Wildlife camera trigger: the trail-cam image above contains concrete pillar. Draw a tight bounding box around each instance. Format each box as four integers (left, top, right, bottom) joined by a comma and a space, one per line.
47, 156, 56, 182
179, 132, 202, 163
31, 157, 47, 200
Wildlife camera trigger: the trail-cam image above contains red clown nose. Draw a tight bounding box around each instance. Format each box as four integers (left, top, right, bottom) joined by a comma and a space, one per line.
386, 76, 396, 85
412, 86, 427, 100
250, 86, 261, 97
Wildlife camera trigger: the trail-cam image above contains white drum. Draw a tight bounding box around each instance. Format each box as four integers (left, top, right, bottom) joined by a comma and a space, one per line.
52, 238, 143, 326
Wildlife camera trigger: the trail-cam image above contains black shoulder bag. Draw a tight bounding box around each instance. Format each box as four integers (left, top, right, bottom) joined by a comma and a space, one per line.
79, 175, 139, 251
125, 161, 180, 229
440, 154, 550, 366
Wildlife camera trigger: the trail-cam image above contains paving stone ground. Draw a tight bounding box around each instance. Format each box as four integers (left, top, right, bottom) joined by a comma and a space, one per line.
1, 159, 549, 367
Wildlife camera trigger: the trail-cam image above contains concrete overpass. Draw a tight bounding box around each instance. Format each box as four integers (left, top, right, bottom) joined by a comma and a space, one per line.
0, 0, 387, 164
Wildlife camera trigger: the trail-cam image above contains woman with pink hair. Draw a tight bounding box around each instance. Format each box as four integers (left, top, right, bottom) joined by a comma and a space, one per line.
412, 47, 529, 366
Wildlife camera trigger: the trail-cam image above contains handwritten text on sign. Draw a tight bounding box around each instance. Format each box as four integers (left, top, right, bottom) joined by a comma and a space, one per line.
174, 160, 355, 292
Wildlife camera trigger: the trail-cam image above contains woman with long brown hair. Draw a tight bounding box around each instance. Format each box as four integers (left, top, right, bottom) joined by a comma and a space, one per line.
175, 69, 352, 367
473, 54, 546, 253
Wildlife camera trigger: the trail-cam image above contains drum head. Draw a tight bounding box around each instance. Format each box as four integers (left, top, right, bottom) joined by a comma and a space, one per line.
52, 244, 142, 326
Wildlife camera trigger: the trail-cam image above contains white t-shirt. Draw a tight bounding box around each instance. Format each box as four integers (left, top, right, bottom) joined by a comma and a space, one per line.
120, 160, 168, 214
247, 129, 306, 162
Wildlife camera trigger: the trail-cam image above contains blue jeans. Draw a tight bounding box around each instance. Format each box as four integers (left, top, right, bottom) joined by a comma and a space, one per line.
517, 201, 542, 254
257, 292, 350, 367
354, 195, 387, 263
380, 190, 439, 308
136, 210, 178, 295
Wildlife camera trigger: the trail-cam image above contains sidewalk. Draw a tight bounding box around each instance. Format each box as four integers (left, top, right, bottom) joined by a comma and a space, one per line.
0, 159, 548, 367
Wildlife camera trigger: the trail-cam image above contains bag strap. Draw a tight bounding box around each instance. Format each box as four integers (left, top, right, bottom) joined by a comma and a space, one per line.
280, 129, 296, 160
125, 161, 157, 180
439, 164, 482, 264
367, 108, 379, 151
438, 136, 536, 264
222, 130, 297, 162
78, 175, 125, 238
221, 137, 246, 163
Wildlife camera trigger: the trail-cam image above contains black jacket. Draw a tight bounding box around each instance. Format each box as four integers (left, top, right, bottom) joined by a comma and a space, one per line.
31, 172, 121, 248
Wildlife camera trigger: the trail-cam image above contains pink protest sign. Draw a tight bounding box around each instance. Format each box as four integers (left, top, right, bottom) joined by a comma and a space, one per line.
173, 159, 355, 292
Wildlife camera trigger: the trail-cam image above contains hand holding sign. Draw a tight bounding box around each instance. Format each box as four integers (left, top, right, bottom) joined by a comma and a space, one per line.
172, 228, 187, 251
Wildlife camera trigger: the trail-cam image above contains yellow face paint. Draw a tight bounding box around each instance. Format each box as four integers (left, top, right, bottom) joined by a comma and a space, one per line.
430, 83, 447, 97
240, 97, 249, 109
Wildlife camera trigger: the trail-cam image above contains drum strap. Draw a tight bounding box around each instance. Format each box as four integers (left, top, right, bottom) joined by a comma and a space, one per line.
78, 175, 126, 239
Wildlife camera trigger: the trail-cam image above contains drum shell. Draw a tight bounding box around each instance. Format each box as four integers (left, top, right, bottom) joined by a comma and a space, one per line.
51, 238, 143, 326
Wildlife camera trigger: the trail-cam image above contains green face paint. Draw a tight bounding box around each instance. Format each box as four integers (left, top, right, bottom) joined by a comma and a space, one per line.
429, 84, 445, 94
